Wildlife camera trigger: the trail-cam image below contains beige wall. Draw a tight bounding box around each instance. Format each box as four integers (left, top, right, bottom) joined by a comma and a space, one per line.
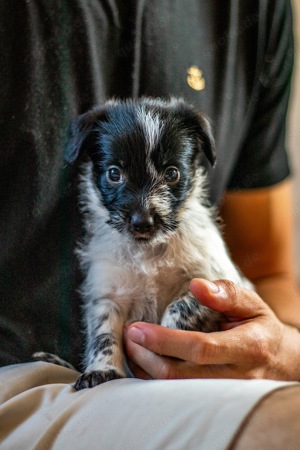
289, 0, 300, 281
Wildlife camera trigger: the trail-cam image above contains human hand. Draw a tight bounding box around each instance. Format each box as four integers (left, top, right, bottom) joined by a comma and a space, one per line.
124, 279, 300, 381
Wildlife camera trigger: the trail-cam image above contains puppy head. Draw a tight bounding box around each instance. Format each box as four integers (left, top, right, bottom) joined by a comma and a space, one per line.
66, 98, 216, 243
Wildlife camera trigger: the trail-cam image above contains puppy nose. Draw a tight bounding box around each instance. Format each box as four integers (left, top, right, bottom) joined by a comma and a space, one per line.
130, 212, 155, 233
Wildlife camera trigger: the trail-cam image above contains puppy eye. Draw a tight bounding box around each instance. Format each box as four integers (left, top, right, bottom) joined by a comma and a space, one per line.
106, 166, 124, 185
164, 166, 180, 184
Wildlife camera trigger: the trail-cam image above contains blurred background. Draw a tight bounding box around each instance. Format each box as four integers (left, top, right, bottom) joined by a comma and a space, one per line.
289, 0, 300, 281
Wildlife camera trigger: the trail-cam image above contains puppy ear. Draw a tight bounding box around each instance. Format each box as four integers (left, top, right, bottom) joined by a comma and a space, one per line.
172, 100, 216, 166
65, 106, 108, 165
194, 113, 216, 167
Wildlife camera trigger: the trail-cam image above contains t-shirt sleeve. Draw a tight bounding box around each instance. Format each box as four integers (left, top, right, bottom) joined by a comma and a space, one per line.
227, 0, 294, 190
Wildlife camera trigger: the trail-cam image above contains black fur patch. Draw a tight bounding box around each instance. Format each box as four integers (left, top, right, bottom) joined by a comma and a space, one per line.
93, 333, 116, 352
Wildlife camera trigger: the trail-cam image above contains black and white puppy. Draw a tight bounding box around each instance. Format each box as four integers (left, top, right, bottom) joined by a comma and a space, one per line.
36, 98, 252, 389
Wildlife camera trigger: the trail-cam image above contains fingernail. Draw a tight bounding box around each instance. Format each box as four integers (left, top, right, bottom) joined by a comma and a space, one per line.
127, 326, 144, 344
202, 280, 220, 294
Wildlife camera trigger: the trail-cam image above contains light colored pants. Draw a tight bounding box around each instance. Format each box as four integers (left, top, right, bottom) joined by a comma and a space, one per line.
0, 362, 295, 450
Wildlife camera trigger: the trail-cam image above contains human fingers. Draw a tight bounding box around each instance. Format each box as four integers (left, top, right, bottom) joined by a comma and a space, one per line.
127, 358, 152, 380
124, 325, 276, 380
124, 330, 222, 380
125, 335, 174, 379
124, 320, 273, 367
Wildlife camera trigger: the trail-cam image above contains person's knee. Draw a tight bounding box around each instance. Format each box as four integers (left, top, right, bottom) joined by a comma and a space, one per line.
231, 385, 300, 450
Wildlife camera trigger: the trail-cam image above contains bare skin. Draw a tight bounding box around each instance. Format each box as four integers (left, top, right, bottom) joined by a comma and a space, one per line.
230, 386, 300, 450
220, 180, 300, 326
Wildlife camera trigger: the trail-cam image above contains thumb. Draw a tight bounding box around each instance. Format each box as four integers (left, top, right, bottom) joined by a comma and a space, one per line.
189, 278, 269, 321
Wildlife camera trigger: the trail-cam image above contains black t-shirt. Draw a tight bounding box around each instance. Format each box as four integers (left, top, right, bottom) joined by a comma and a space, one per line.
0, 0, 293, 366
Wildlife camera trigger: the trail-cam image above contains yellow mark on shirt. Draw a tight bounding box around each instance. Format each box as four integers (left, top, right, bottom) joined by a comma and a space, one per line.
187, 66, 205, 91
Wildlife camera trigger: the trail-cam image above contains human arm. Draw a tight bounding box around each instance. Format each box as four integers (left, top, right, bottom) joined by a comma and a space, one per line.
220, 179, 300, 327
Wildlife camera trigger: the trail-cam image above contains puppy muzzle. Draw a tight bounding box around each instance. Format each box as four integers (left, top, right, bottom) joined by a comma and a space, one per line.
128, 209, 161, 240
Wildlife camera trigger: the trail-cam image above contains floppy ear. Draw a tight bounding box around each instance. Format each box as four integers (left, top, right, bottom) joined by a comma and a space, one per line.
65, 106, 108, 165
194, 112, 216, 167
172, 100, 216, 166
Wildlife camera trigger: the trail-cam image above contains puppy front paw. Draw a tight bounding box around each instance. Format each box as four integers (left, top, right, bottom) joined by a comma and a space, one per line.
74, 369, 125, 390
162, 296, 222, 333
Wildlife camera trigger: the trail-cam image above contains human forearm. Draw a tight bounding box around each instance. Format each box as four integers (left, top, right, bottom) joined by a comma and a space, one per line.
220, 181, 299, 327
254, 274, 300, 328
